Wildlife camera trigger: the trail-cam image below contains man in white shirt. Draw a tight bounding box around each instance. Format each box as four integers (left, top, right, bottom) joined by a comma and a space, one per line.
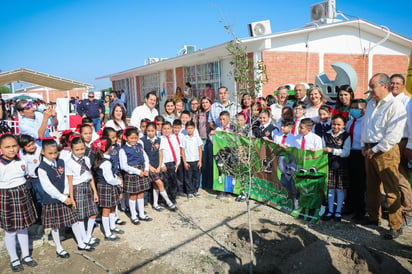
361, 73, 406, 239
294, 84, 310, 105
130, 91, 158, 129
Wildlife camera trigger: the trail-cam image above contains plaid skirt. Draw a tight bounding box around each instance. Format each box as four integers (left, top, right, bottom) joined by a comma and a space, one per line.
42, 203, 77, 229
149, 170, 162, 182
328, 168, 349, 189
123, 164, 151, 193
97, 183, 120, 208
0, 184, 37, 231
73, 181, 99, 219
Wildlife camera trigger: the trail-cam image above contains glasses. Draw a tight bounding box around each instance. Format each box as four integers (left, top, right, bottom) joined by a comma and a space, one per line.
191, 102, 199, 105
88, 96, 94, 98
23, 102, 33, 110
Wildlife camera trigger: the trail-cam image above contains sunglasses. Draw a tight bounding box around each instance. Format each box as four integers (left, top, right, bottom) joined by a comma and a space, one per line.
88, 96, 94, 98
23, 102, 33, 110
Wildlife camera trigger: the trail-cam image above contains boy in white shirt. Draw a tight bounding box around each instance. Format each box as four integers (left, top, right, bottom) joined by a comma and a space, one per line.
293, 118, 323, 151
172, 119, 185, 196
273, 119, 296, 148
291, 101, 306, 136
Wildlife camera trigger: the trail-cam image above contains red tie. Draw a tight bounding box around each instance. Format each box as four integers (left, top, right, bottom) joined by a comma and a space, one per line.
301, 136, 306, 149
175, 134, 180, 145
292, 119, 298, 135
349, 118, 356, 147
281, 135, 287, 145
166, 136, 177, 163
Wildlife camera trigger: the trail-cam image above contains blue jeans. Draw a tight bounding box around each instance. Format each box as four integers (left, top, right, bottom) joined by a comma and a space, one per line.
92, 117, 101, 131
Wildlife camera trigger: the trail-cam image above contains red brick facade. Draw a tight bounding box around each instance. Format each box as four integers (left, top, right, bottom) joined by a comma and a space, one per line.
176, 67, 184, 93
372, 55, 409, 80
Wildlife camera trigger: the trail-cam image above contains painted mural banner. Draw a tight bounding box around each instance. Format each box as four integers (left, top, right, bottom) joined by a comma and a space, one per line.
212, 131, 329, 221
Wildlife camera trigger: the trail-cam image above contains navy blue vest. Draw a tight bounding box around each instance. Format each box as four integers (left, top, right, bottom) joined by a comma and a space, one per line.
38, 159, 65, 204
109, 144, 121, 175
253, 123, 278, 139
314, 123, 331, 138
141, 136, 160, 167
85, 146, 95, 165
324, 131, 350, 170
122, 143, 145, 167
95, 158, 113, 185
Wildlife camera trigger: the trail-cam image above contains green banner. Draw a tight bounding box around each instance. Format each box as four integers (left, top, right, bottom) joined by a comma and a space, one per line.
212, 131, 329, 221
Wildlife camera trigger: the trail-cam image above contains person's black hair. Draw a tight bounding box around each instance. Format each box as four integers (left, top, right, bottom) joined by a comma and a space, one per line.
60, 131, 76, 149
300, 118, 314, 128
236, 112, 246, 119
350, 99, 367, 107
0, 134, 17, 147
390, 74, 405, 85
265, 94, 276, 106
173, 119, 182, 126
154, 115, 165, 122
42, 139, 58, 151
259, 108, 271, 116
93, 137, 112, 170
102, 127, 116, 138
335, 85, 354, 110
281, 119, 294, 127
116, 130, 123, 139
185, 121, 196, 128
331, 113, 347, 124
145, 90, 158, 100
82, 117, 93, 125
79, 124, 92, 134
140, 118, 151, 126
219, 111, 230, 118
185, 82, 192, 88
181, 110, 191, 117
18, 134, 35, 148
70, 136, 85, 149
162, 121, 172, 128
206, 83, 212, 88
293, 101, 306, 109
146, 122, 157, 130
123, 127, 139, 138
319, 105, 332, 113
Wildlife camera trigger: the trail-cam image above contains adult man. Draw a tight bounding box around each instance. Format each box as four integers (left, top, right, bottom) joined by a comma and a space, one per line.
120, 89, 127, 108
390, 74, 412, 225
109, 90, 126, 116
17, 100, 58, 140
200, 83, 215, 103
294, 84, 310, 104
361, 73, 406, 239
0, 93, 6, 120
270, 86, 291, 124
77, 92, 105, 131
130, 91, 158, 128
208, 86, 239, 129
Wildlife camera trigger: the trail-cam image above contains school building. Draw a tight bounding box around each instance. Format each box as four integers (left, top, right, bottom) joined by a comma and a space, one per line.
100, 18, 412, 113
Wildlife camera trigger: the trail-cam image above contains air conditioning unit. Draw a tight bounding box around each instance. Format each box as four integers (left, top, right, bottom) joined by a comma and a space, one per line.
148, 58, 159, 64
182, 45, 196, 54
249, 20, 272, 37
310, 0, 336, 23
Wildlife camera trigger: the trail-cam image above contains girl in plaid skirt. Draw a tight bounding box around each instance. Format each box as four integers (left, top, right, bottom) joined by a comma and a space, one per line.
322, 114, 351, 222
38, 139, 95, 259
0, 134, 38, 272
141, 122, 176, 212
120, 127, 152, 225
92, 137, 123, 241
66, 137, 99, 247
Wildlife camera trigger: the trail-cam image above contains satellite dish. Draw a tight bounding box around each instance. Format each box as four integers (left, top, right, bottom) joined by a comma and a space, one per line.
253, 23, 266, 36
311, 4, 325, 21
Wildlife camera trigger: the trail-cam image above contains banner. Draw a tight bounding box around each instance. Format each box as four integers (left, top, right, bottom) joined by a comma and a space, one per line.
212, 131, 329, 221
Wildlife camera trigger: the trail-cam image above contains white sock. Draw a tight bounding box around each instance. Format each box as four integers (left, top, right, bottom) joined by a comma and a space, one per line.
153, 189, 159, 207
336, 189, 345, 214
71, 222, 86, 248
77, 221, 87, 243
137, 198, 145, 218
129, 199, 137, 220
160, 191, 173, 206
51, 228, 64, 253
86, 218, 96, 241
4, 230, 18, 263
16, 228, 30, 258
328, 189, 335, 214
102, 217, 111, 237
109, 213, 116, 230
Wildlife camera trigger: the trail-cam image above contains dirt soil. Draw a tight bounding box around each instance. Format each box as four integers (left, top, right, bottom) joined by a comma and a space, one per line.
1, 189, 412, 273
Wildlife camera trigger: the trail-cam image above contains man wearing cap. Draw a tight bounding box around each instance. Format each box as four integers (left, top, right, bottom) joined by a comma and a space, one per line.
77, 91, 105, 131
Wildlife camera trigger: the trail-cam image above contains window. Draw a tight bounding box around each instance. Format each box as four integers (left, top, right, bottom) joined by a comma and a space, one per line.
184, 61, 221, 100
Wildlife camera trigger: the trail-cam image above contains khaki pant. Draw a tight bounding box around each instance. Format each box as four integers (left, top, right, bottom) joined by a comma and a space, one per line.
398, 139, 412, 217
365, 145, 403, 230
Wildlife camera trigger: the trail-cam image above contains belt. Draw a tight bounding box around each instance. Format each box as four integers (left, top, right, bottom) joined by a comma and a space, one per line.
364, 143, 378, 149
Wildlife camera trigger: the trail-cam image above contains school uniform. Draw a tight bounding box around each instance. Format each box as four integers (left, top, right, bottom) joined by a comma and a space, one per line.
38, 158, 77, 229
0, 156, 37, 231
322, 130, 351, 189
66, 155, 98, 219
291, 117, 304, 136
293, 131, 323, 150
273, 132, 296, 147
181, 134, 203, 195
109, 143, 121, 177
59, 148, 72, 164
253, 122, 279, 139
119, 143, 150, 194
85, 143, 95, 164
95, 155, 122, 208
175, 132, 185, 194
313, 121, 331, 138
141, 135, 162, 181
160, 134, 181, 201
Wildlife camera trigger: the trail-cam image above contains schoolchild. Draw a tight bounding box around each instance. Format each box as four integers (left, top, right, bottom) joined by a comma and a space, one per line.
314, 105, 332, 138
235, 112, 250, 137
66, 137, 100, 246
58, 129, 76, 163
0, 134, 38, 272
141, 122, 176, 211
18, 134, 44, 221
159, 121, 181, 203
81, 117, 100, 141
119, 127, 152, 224
181, 121, 203, 199
92, 137, 123, 241
172, 119, 185, 196
139, 118, 150, 139
38, 139, 94, 259
291, 101, 306, 136
293, 118, 323, 151
154, 115, 165, 137
79, 124, 95, 164
214, 111, 234, 133
322, 114, 351, 222
273, 119, 296, 148
253, 109, 279, 140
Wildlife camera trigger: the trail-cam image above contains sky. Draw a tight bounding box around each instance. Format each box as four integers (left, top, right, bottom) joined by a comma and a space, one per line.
1, 0, 411, 90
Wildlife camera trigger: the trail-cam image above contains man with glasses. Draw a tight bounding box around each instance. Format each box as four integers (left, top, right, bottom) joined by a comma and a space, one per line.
208, 87, 239, 130
77, 92, 105, 131
17, 100, 58, 140
109, 90, 126, 116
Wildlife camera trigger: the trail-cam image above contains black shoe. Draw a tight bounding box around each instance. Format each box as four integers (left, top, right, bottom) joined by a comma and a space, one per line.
138, 215, 152, 222
86, 237, 100, 247
105, 234, 120, 241
115, 219, 126, 225
131, 218, 140, 225
56, 250, 70, 259
322, 213, 333, 221
153, 205, 164, 212
111, 228, 125, 234
177, 192, 186, 198
78, 245, 95, 252
21, 256, 38, 267
10, 259, 24, 272
168, 204, 177, 212
384, 228, 402, 240
334, 212, 342, 222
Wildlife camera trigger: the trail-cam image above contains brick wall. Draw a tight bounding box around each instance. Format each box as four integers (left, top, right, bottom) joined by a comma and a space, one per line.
262, 51, 319, 97
176, 67, 184, 93
166, 69, 174, 99
372, 55, 409, 79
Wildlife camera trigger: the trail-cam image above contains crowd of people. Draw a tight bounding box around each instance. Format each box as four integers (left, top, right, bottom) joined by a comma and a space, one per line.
0, 73, 411, 272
